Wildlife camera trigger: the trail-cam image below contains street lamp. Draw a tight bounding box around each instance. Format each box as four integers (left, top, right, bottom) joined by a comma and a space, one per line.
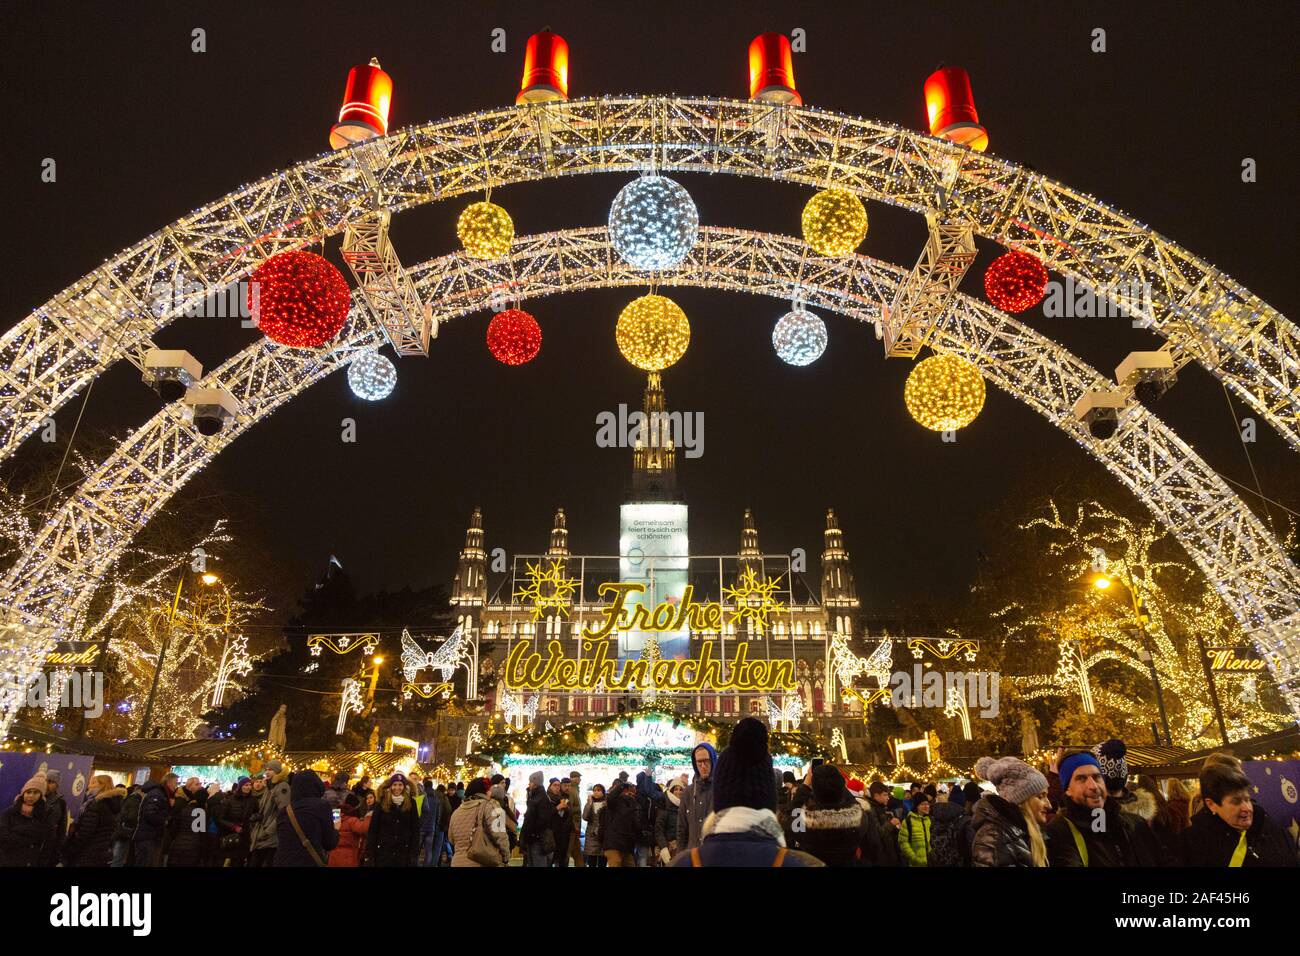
1090, 566, 1173, 747
138, 569, 221, 738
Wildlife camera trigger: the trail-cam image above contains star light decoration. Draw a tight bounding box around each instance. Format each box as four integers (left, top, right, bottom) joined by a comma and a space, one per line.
721, 567, 785, 634
801, 188, 868, 256
615, 294, 690, 371
514, 559, 580, 620
347, 350, 397, 400
457, 200, 515, 259
608, 175, 700, 270
772, 308, 828, 365
904, 353, 986, 431
248, 250, 351, 348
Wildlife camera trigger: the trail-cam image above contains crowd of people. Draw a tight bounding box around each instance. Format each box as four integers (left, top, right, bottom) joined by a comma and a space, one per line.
1, 720, 1296, 867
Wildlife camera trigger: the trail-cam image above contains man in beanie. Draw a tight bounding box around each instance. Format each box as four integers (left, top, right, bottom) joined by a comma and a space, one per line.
791, 764, 875, 866
567, 771, 584, 866
1094, 738, 1164, 863
670, 718, 822, 866
971, 756, 1050, 867
324, 771, 350, 809
676, 741, 718, 851
521, 770, 556, 867
1044, 748, 1152, 866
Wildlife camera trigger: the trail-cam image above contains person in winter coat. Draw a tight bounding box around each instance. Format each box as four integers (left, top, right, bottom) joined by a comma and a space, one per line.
0, 774, 51, 867
899, 793, 933, 867
676, 742, 717, 851
843, 779, 886, 866
216, 777, 257, 867
670, 718, 822, 867
364, 773, 420, 866
41, 769, 69, 866
273, 769, 339, 866
1181, 760, 1296, 867
654, 778, 684, 864
582, 784, 608, 865
791, 765, 869, 867
1131, 775, 1181, 864
448, 777, 511, 867
970, 756, 1050, 867
432, 784, 453, 865
866, 782, 902, 866
162, 779, 207, 867
111, 785, 143, 867
324, 772, 350, 810
490, 775, 519, 851
926, 787, 973, 867
133, 775, 177, 867
329, 792, 370, 867
1045, 750, 1149, 867
1165, 777, 1192, 832
63, 776, 125, 867
602, 779, 640, 866
411, 774, 440, 867
352, 776, 374, 801
633, 771, 662, 867
249, 762, 291, 867
521, 771, 557, 867
551, 778, 576, 867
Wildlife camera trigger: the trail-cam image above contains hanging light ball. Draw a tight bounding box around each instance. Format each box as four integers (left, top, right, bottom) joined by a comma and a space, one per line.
615, 294, 690, 371
984, 249, 1049, 313
608, 175, 699, 270
347, 351, 397, 401
772, 308, 828, 366
486, 308, 542, 365
248, 250, 351, 349
904, 353, 986, 431
457, 201, 515, 259
801, 188, 868, 257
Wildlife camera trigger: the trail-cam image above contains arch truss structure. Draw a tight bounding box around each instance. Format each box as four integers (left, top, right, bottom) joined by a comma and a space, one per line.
0, 97, 1297, 462
2, 226, 1298, 741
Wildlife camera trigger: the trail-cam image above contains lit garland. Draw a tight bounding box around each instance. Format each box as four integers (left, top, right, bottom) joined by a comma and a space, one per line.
346, 350, 397, 400
904, 353, 986, 431
248, 250, 351, 349
801, 188, 868, 256
984, 249, 1049, 313
615, 294, 690, 371
608, 175, 699, 270
486, 308, 542, 365
772, 308, 828, 365
457, 200, 514, 259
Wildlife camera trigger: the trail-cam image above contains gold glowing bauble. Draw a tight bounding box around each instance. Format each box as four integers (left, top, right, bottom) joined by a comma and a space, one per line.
904, 353, 986, 431
457, 201, 515, 259
615, 294, 691, 371
801, 188, 868, 256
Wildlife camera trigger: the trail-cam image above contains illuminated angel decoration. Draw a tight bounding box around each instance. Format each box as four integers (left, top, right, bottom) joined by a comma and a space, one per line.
401, 625, 468, 683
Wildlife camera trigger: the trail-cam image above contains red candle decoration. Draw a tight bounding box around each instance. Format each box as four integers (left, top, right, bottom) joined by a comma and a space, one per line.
248, 251, 351, 348
486, 309, 542, 365
983, 249, 1049, 313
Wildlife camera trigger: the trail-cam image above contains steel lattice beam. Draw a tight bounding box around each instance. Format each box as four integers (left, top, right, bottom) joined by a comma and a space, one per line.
2, 227, 1297, 742
0, 97, 1296, 459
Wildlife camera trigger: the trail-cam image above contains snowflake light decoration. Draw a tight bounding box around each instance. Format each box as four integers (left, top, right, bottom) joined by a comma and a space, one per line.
514, 559, 580, 620
722, 566, 785, 634
608, 175, 699, 270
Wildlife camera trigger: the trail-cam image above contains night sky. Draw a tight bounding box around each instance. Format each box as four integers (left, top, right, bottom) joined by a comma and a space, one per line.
4, 1, 1296, 618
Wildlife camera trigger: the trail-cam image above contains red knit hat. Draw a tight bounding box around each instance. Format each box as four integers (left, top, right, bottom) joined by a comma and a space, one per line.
845, 777, 865, 794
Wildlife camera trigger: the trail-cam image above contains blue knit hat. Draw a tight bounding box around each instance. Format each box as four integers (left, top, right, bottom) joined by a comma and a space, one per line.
1058, 751, 1101, 789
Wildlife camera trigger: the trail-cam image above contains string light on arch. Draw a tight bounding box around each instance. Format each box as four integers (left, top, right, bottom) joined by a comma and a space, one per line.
772, 307, 827, 366
457, 200, 515, 259
801, 188, 868, 257
984, 249, 1049, 313
347, 350, 397, 400
486, 308, 542, 365
615, 294, 690, 371
608, 175, 699, 270
247, 250, 351, 348
904, 353, 986, 431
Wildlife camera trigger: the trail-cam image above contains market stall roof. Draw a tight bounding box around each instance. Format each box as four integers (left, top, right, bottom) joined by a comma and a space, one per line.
1128, 726, 1300, 778
3, 722, 144, 763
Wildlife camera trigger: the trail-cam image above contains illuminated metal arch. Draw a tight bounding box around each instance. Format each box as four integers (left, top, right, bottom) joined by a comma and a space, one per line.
2, 226, 1297, 738
1, 97, 1297, 461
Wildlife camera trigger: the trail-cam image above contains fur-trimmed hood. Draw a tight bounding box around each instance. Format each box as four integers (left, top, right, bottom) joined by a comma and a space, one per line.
94, 785, 127, 803
1130, 788, 1158, 823
801, 803, 863, 831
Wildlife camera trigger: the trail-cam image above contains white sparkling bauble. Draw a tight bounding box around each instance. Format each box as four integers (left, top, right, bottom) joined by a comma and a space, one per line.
772, 309, 828, 366
608, 175, 699, 270
347, 351, 397, 400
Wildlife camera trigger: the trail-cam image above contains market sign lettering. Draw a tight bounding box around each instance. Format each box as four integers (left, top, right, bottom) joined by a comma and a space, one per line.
45, 642, 102, 667
503, 639, 796, 692
1206, 647, 1265, 671
580, 581, 778, 638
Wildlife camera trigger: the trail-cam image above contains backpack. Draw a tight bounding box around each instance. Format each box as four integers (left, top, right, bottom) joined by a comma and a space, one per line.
928, 812, 966, 868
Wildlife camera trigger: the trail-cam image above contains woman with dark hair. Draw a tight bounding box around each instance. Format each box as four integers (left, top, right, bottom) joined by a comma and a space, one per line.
1181, 759, 1295, 867
216, 777, 257, 867
448, 777, 510, 867
0, 774, 50, 867
1164, 777, 1192, 832
364, 773, 420, 866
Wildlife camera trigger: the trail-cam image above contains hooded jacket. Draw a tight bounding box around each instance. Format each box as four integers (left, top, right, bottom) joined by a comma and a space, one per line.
792, 796, 868, 867
655, 790, 681, 852
970, 794, 1038, 867
134, 780, 172, 844
0, 795, 50, 867
274, 771, 339, 866
63, 785, 126, 867
668, 806, 823, 867
163, 787, 208, 867
448, 792, 511, 867
522, 783, 557, 847
634, 771, 663, 845
251, 767, 291, 851
677, 742, 717, 850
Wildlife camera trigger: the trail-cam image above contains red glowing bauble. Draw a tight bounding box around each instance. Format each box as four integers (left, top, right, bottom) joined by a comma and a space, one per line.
247, 251, 351, 348
486, 309, 542, 365
984, 250, 1049, 314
